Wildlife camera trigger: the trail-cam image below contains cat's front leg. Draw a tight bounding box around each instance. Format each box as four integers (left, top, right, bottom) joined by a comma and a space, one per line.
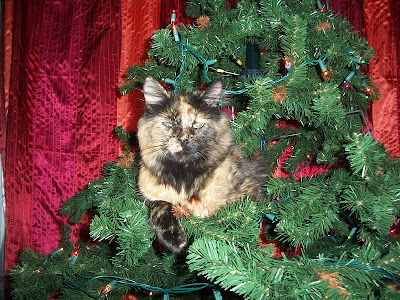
146, 200, 187, 254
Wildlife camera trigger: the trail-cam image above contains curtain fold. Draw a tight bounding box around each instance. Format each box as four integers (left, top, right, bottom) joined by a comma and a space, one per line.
3, 0, 43, 276
330, 0, 367, 36
3, 0, 123, 275
363, 0, 400, 158
117, 0, 161, 134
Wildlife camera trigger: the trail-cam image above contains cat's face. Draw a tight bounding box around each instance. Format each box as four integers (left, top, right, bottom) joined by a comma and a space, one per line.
138, 77, 233, 171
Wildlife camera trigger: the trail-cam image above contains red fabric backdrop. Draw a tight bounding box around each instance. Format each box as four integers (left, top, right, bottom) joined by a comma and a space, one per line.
2, 0, 122, 277
364, 0, 400, 158
1, 0, 399, 294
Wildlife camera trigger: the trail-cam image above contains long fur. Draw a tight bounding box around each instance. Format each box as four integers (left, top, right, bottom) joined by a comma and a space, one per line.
137, 77, 267, 253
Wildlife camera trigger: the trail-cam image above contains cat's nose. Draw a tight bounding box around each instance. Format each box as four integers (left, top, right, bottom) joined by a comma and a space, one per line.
180, 139, 190, 147
180, 139, 196, 152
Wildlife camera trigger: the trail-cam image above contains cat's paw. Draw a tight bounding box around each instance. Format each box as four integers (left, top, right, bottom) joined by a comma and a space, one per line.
156, 225, 187, 254
148, 200, 187, 254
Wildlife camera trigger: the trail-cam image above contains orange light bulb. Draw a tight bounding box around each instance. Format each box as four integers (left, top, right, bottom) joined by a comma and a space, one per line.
101, 285, 111, 294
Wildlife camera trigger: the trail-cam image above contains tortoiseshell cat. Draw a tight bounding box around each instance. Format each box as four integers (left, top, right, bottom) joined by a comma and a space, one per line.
137, 77, 267, 253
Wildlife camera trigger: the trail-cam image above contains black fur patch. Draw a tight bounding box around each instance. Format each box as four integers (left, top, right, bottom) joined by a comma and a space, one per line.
144, 93, 222, 122
158, 155, 210, 193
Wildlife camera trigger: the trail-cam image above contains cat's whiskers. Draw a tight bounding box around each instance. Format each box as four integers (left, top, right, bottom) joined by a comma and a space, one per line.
192, 150, 207, 163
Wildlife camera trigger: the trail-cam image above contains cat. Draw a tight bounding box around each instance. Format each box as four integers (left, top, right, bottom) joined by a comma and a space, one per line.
137, 76, 267, 253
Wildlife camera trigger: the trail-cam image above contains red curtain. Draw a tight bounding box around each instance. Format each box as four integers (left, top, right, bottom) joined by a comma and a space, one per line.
363, 0, 400, 158
1, 0, 399, 294
2, 0, 123, 276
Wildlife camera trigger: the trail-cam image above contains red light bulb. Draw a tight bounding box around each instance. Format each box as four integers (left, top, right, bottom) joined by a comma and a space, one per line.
284, 59, 291, 69
73, 245, 80, 256
323, 70, 330, 81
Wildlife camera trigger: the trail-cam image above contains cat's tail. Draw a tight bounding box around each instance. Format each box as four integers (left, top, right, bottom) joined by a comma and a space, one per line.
147, 200, 187, 254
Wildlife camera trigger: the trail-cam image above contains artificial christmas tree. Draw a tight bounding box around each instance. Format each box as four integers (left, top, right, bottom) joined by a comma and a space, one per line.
10, 0, 400, 299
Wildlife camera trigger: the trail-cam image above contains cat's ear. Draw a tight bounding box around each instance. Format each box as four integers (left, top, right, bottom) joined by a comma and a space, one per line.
199, 78, 224, 107
143, 77, 168, 105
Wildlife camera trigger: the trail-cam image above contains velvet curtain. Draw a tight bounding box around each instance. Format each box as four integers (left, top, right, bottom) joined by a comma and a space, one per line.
1, 0, 399, 294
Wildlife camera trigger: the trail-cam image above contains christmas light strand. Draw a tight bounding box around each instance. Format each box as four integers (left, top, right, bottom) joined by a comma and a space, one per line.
199, 0, 206, 16
63, 270, 218, 299
164, 15, 373, 101
316, 0, 330, 12
34, 245, 221, 299
157, 5, 375, 111
319, 258, 400, 287
286, 156, 314, 180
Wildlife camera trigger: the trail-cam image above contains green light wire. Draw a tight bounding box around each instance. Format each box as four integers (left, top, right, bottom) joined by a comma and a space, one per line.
320, 258, 400, 287
286, 156, 313, 180
63, 270, 218, 299
199, 0, 206, 16
167, 26, 296, 94
181, 39, 212, 83
299, 53, 327, 68
267, 67, 293, 85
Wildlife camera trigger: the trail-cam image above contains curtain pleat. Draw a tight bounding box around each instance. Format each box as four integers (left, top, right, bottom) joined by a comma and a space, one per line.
117, 0, 161, 134
330, 0, 367, 36
74, 0, 121, 191
364, 0, 400, 158
3, 0, 122, 275
4, 0, 44, 275
0, 0, 14, 163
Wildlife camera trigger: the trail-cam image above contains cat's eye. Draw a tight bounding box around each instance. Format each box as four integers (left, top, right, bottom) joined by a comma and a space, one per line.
162, 121, 173, 128
193, 122, 205, 129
